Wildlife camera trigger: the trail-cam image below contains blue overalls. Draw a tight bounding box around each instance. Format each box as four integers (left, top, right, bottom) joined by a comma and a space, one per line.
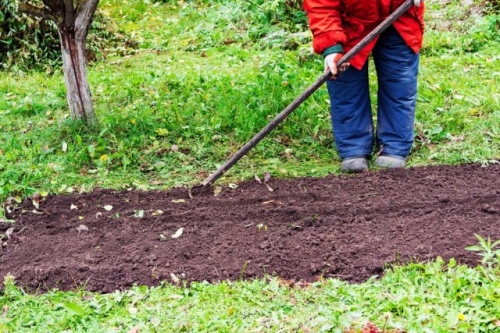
326, 25, 420, 159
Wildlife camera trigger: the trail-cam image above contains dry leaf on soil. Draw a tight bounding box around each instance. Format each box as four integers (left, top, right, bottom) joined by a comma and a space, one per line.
76, 225, 89, 234
264, 172, 271, 183
214, 187, 222, 196
264, 183, 274, 192
171, 199, 185, 203
170, 273, 180, 283
5, 228, 14, 239
263, 200, 283, 206
134, 210, 145, 218
171, 228, 184, 238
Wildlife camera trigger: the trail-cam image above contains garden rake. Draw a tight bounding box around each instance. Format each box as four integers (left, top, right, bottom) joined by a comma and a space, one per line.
189, 0, 422, 198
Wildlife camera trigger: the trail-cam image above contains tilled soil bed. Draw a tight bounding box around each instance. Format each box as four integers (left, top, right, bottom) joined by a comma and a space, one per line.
1, 163, 500, 293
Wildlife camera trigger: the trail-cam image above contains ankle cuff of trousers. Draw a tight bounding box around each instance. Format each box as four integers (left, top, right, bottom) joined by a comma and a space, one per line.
379, 149, 409, 158
338, 151, 373, 160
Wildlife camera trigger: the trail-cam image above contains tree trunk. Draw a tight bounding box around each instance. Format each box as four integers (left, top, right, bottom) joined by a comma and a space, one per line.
59, 28, 96, 123
18, 0, 100, 124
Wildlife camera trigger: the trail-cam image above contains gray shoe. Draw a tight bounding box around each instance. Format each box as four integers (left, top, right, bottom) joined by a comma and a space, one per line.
374, 154, 406, 168
341, 156, 368, 173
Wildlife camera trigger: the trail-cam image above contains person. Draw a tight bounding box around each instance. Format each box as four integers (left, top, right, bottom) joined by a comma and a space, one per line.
303, 0, 425, 172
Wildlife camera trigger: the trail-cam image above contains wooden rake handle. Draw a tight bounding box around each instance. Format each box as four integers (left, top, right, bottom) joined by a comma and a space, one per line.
201, 0, 418, 187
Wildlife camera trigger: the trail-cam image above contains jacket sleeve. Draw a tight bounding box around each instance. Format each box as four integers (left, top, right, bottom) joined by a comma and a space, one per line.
303, 0, 346, 55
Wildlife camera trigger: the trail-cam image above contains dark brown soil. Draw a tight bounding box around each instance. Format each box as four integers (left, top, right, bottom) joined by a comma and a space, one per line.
1, 163, 500, 293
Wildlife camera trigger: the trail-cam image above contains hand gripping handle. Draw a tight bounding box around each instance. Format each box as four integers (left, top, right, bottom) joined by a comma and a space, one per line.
199, 0, 420, 188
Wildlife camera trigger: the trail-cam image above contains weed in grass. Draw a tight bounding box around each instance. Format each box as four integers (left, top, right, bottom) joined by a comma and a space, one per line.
466, 234, 500, 271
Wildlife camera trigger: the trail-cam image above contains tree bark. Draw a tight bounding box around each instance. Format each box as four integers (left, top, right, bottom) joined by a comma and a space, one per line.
59, 27, 96, 123
19, 0, 100, 124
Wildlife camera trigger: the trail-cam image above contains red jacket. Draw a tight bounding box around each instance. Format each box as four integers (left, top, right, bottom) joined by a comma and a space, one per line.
304, 0, 425, 69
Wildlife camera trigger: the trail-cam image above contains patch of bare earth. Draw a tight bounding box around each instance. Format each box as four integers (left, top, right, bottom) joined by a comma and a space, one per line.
427, 0, 484, 32
1, 163, 500, 293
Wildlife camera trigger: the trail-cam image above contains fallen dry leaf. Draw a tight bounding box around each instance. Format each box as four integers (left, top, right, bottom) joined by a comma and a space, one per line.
264, 172, 271, 183
170, 273, 180, 283
213, 187, 222, 196
152, 210, 164, 216
5, 228, 14, 240
4, 196, 16, 205
171, 199, 185, 204
76, 225, 89, 235
263, 200, 283, 206
171, 228, 184, 238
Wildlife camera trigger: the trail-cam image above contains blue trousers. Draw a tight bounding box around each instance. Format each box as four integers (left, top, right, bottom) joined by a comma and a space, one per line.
326, 25, 420, 159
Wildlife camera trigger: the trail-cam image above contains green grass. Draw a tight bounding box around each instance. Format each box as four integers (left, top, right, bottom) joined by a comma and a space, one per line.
1, 0, 500, 331
2, 256, 500, 332
1, 1, 499, 205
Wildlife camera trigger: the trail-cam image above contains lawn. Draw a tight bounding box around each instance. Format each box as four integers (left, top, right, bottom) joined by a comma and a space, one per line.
1, 0, 500, 331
